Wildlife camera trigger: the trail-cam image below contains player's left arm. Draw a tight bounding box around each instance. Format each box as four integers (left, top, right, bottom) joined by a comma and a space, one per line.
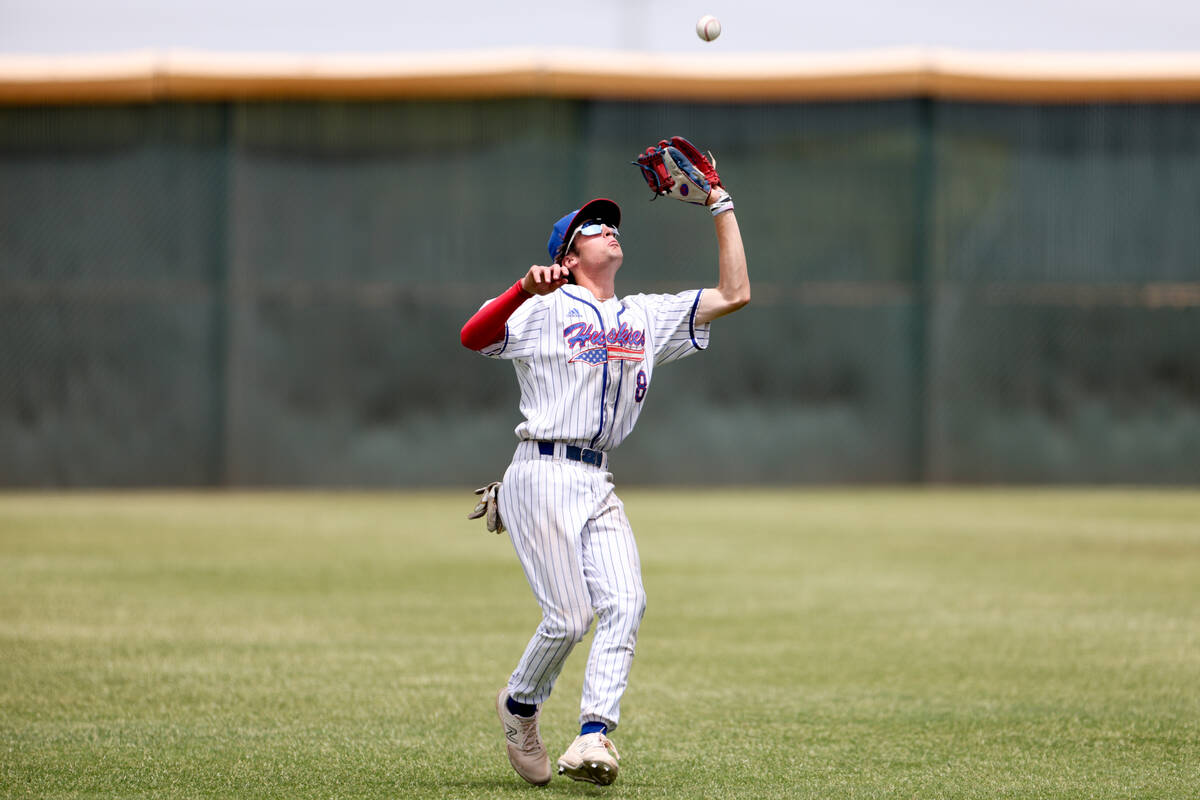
633, 136, 747, 324
695, 194, 750, 325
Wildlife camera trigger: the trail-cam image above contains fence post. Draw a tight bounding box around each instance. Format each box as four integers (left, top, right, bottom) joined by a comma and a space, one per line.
911, 97, 936, 483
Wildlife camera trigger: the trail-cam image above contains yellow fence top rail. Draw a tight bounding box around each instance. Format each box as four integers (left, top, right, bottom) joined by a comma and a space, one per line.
3, 48, 1200, 105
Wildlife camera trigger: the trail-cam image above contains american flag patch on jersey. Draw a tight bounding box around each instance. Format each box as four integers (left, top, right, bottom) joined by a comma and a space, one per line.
569, 347, 608, 365
607, 345, 644, 363
569, 345, 645, 365
563, 321, 646, 366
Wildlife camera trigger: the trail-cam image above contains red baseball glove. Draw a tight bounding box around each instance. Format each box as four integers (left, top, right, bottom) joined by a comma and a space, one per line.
634, 136, 724, 205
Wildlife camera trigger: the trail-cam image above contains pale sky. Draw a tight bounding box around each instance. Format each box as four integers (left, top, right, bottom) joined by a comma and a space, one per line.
2, 0, 1199, 54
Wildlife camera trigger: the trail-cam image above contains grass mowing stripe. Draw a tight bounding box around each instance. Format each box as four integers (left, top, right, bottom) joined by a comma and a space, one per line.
1, 489, 1197, 799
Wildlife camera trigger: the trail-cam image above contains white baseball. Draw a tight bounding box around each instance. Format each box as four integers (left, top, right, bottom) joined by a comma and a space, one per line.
696, 15, 721, 42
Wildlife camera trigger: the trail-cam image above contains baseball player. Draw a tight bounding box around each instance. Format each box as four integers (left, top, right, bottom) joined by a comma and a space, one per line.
460, 137, 748, 787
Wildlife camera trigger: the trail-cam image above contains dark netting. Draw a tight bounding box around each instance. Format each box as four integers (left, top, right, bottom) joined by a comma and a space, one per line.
926, 103, 1200, 483
0, 105, 230, 486
1, 99, 1197, 486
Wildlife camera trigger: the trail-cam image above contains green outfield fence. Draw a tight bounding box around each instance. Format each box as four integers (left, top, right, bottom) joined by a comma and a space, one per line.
1, 98, 1199, 486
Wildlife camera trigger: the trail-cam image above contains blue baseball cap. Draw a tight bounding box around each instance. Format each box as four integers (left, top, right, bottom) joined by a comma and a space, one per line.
547, 198, 621, 263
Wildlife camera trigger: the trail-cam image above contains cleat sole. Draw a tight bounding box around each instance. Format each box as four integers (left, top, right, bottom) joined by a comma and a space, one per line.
557, 761, 617, 786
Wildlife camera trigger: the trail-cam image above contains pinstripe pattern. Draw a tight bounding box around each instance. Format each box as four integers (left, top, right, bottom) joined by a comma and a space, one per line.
477, 284, 708, 732
479, 287, 709, 447
499, 445, 645, 729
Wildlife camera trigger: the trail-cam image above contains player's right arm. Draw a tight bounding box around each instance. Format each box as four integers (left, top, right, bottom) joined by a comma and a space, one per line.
459, 264, 571, 350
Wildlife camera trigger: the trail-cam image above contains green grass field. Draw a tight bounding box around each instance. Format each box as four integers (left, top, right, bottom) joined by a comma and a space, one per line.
1, 489, 1198, 799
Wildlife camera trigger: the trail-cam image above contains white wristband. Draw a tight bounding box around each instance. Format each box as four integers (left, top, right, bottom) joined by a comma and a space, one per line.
709, 191, 734, 216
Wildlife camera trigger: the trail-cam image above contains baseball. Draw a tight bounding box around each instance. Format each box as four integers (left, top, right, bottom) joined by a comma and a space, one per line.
696, 15, 721, 42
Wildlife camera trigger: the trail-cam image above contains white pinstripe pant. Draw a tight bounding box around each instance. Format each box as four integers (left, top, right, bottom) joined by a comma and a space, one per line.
499, 441, 647, 732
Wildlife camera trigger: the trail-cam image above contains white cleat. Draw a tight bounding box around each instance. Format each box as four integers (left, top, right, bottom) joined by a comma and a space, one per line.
556, 732, 620, 786
495, 688, 552, 786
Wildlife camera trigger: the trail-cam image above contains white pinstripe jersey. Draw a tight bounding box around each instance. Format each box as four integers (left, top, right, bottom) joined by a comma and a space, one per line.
479, 286, 710, 451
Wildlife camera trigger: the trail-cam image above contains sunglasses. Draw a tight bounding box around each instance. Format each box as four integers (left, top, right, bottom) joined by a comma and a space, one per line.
565, 220, 619, 253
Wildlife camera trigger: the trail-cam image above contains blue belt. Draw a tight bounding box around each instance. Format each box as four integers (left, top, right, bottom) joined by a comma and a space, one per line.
537, 441, 606, 468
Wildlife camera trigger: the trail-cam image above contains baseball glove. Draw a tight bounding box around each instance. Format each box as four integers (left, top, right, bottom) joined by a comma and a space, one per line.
634, 136, 723, 205
467, 480, 505, 534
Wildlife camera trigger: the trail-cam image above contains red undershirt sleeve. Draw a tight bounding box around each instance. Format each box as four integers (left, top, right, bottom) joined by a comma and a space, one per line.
459, 280, 533, 350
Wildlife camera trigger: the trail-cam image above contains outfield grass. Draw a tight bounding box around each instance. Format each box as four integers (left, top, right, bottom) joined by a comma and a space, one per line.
1, 489, 1197, 799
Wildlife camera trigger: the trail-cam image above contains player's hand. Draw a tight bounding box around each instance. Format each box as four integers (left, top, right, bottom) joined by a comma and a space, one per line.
521, 264, 571, 296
